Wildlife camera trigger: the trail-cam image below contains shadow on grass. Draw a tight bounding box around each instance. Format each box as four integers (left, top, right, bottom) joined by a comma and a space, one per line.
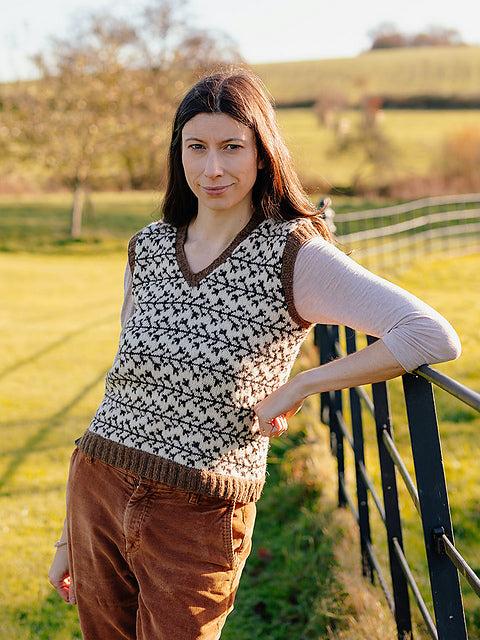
0, 313, 117, 382
223, 431, 349, 640
0, 369, 108, 495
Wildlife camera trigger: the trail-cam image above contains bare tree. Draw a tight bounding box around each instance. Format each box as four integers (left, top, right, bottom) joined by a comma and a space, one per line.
14, 0, 240, 235
314, 90, 348, 129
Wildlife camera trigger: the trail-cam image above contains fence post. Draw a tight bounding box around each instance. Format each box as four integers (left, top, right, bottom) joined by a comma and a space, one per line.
345, 327, 374, 581
315, 324, 332, 425
315, 325, 346, 508
330, 382, 347, 508
368, 337, 412, 639
402, 372, 467, 640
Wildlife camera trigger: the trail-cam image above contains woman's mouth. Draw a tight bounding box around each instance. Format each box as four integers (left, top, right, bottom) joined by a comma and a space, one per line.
201, 184, 231, 196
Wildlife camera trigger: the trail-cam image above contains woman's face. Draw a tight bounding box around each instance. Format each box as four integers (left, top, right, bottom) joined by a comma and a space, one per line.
181, 113, 260, 219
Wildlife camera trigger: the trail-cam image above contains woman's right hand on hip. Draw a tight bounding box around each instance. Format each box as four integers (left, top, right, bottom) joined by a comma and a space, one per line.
48, 546, 76, 605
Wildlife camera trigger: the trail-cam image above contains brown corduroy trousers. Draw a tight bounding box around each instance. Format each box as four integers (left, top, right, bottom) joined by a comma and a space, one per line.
66, 449, 256, 640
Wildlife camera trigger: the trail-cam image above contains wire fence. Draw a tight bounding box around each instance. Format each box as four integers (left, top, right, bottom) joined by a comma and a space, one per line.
329, 194, 480, 275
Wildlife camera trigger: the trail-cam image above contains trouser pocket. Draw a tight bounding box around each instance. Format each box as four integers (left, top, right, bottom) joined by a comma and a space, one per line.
225, 500, 256, 569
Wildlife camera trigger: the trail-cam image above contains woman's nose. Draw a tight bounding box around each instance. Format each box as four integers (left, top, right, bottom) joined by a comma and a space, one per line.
204, 151, 223, 178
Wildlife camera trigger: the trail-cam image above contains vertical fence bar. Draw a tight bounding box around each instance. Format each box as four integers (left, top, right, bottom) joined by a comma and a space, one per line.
367, 336, 412, 640
402, 373, 467, 640
315, 325, 346, 508
345, 326, 374, 581
330, 326, 346, 508
331, 383, 347, 508
315, 324, 331, 425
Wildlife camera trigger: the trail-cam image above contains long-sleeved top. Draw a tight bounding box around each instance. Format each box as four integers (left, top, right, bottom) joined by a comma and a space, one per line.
76, 217, 460, 503
120, 234, 461, 373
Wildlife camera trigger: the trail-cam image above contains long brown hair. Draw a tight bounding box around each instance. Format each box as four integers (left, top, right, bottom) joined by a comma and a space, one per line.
162, 67, 332, 241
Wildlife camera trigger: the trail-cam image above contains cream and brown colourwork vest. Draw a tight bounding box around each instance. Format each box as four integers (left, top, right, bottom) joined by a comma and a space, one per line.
76, 214, 318, 502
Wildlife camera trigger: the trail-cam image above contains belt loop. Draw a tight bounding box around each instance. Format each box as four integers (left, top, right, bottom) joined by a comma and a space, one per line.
187, 492, 200, 504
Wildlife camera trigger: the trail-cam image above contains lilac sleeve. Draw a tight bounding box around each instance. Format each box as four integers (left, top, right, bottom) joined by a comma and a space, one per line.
292, 237, 461, 371
120, 262, 135, 329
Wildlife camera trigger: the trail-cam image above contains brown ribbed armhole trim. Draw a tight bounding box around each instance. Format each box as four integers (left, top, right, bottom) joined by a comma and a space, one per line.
127, 230, 142, 276
281, 220, 319, 329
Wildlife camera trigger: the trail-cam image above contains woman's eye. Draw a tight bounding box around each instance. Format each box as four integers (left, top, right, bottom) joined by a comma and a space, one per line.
189, 144, 204, 150
225, 144, 242, 151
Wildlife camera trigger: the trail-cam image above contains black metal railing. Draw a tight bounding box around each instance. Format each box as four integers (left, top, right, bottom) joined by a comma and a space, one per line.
315, 324, 480, 640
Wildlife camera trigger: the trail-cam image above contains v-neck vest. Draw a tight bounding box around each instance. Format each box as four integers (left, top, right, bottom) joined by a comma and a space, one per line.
76, 216, 318, 502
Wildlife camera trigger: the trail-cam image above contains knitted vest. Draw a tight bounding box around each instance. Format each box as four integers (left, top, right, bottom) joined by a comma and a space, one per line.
76, 215, 317, 502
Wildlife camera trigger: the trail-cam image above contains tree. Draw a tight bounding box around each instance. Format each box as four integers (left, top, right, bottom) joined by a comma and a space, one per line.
368, 23, 408, 50
368, 23, 464, 50
314, 90, 348, 128
410, 26, 464, 47
330, 95, 395, 192
15, 0, 240, 235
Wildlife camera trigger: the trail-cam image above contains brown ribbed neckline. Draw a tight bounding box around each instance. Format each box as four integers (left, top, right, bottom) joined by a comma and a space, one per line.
175, 213, 262, 287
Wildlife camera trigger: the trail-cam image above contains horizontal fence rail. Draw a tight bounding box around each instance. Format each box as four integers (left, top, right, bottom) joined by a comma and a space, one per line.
329, 194, 480, 274
315, 324, 480, 640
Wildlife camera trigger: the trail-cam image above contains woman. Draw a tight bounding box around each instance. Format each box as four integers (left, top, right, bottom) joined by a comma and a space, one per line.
49, 68, 461, 640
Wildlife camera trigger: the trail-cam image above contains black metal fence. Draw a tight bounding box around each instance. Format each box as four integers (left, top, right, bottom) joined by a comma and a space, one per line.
315, 324, 480, 640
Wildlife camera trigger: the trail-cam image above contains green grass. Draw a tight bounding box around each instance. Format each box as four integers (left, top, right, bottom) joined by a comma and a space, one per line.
1, 193, 479, 638
0, 251, 126, 639
0, 248, 375, 639
253, 46, 480, 106
0, 191, 161, 253
276, 107, 480, 192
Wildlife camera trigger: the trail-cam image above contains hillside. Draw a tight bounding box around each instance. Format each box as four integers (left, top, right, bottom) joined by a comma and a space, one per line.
252, 46, 480, 106
2, 46, 480, 196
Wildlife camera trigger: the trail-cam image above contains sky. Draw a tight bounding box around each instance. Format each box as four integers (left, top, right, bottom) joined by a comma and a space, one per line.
1, 0, 479, 81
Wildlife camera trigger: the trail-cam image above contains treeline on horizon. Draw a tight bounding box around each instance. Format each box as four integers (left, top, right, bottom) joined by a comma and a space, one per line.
368, 23, 465, 50
275, 94, 480, 111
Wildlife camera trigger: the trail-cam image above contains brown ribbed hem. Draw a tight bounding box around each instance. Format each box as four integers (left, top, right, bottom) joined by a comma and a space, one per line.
75, 430, 265, 503
281, 220, 319, 328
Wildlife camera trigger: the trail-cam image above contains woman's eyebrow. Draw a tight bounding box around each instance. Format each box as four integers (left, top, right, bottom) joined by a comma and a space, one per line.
183, 136, 246, 143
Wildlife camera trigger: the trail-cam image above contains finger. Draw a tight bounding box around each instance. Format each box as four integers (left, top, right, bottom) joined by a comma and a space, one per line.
268, 415, 288, 437
51, 580, 69, 602
68, 577, 77, 606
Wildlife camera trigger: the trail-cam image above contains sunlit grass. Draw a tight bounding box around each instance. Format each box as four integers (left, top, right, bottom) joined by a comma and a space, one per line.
0, 193, 478, 638
0, 191, 160, 252
254, 46, 480, 106
276, 107, 480, 190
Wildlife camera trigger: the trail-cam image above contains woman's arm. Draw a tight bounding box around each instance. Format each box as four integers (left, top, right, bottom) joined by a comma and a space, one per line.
120, 262, 135, 330
48, 519, 76, 605
254, 339, 405, 435
294, 237, 461, 371
254, 237, 461, 437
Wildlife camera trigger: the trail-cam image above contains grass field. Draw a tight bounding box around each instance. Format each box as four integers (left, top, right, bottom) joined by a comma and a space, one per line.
4, 46, 480, 196
276, 107, 480, 192
1, 193, 479, 638
253, 46, 480, 106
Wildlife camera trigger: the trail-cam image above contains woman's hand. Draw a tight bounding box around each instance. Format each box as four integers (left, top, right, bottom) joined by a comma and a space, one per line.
254, 340, 408, 438
253, 378, 305, 437
48, 545, 76, 605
